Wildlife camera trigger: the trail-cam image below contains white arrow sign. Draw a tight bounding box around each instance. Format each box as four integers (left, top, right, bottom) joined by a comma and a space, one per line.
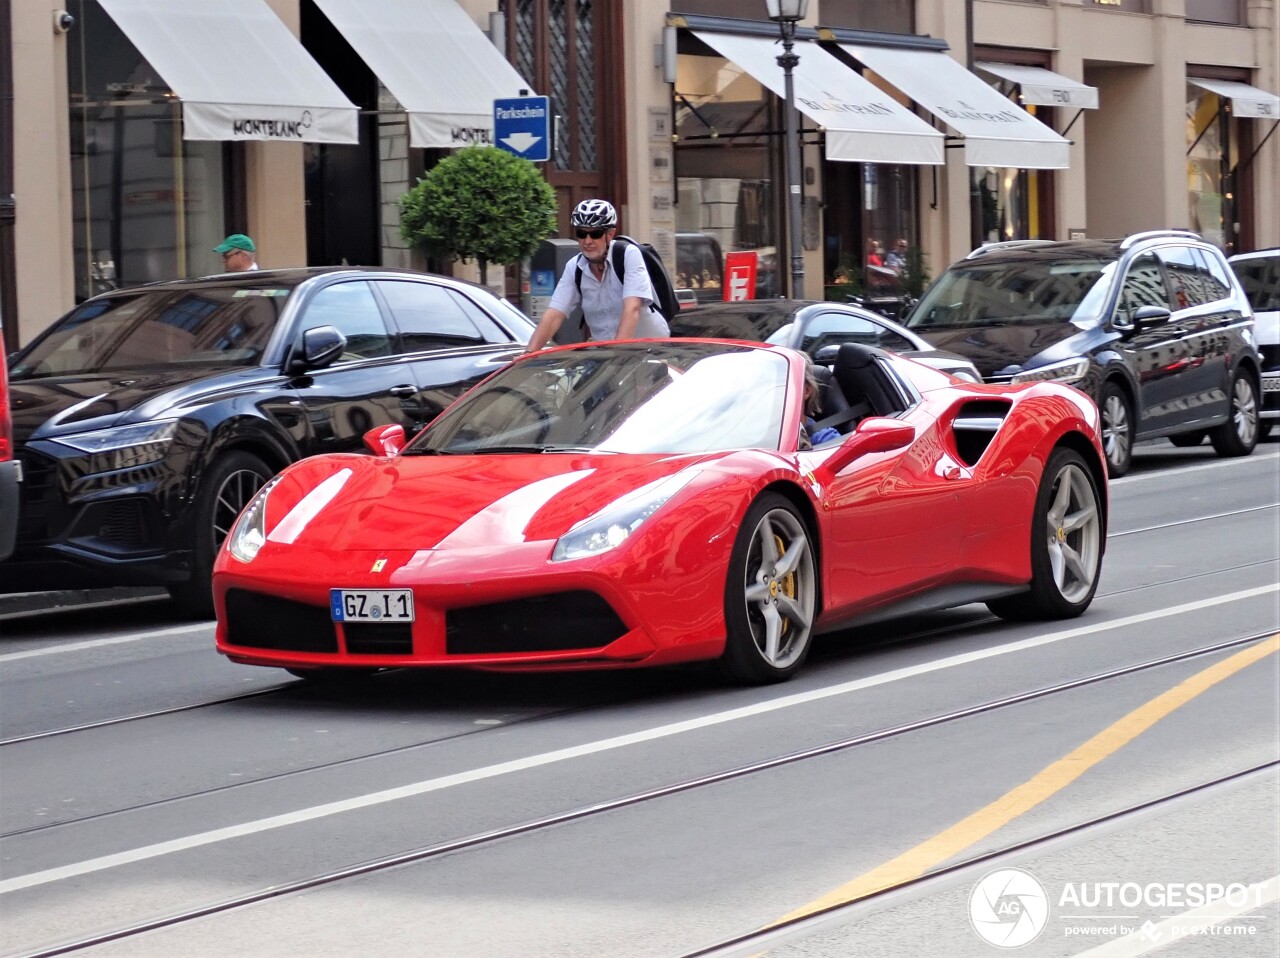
501, 132, 542, 155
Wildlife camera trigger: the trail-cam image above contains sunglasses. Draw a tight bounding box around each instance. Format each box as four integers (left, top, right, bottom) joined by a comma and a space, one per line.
575, 229, 608, 240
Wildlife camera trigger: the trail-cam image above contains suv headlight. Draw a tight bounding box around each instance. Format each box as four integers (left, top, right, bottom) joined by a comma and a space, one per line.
552, 471, 696, 562
227, 476, 282, 563
1011, 357, 1090, 385
53, 419, 180, 472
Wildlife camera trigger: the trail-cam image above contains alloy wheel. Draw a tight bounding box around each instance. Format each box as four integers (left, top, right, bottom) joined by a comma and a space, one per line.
741, 509, 815, 669
1044, 462, 1102, 604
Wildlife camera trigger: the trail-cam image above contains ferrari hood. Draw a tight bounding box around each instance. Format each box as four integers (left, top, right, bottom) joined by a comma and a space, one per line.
267, 452, 710, 553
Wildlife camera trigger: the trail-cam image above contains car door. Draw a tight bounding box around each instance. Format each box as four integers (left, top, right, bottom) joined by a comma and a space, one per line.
1112, 251, 1194, 435
814, 358, 962, 615
370, 279, 526, 432
286, 279, 425, 454
1155, 244, 1241, 429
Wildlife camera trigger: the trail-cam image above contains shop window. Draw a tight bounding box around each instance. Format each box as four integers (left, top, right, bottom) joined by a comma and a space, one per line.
1082, 0, 1152, 12
1186, 85, 1239, 252
674, 45, 781, 299
66, 0, 230, 303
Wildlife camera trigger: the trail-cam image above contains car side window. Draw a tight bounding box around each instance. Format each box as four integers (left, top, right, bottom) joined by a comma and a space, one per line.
1117, 253, 1169, 325
1156, 246, 1209, 309
1193, 248, 1234, 303
1232, 255, 1280, 310
802, 313, 914, 355
302, 282, 393, 359
374, 281, 501, 351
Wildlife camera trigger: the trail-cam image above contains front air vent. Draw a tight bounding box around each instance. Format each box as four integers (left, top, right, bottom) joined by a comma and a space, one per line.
224, 589, 338, 652
446, 591, 626, 655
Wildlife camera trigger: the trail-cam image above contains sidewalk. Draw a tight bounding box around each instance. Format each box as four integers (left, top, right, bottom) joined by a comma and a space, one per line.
0, 587, 167, 621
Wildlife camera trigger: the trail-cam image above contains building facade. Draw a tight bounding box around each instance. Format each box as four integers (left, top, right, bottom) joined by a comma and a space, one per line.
4, 0, 1277, 349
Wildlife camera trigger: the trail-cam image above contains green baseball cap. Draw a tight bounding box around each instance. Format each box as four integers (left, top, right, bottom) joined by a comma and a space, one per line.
213, 233, 255, 254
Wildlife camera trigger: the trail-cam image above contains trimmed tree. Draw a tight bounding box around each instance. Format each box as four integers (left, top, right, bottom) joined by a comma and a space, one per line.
398, 146, 557, 286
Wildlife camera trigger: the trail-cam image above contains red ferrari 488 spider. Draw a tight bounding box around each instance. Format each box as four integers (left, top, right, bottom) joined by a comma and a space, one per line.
214, 340, 1107, 684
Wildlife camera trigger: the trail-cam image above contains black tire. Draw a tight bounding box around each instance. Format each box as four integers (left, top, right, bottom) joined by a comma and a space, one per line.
1098, 381, 1134, 478
718, 493, 817, 684
1208, 370, 1259, 458
1168, 430, 1206, 448
168, 451, 275, 618
988, 448, 1104, 622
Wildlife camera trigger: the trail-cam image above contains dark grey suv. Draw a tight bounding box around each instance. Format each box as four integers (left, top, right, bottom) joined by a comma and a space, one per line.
3, 268, 533, 614
906, 230, 1261, 476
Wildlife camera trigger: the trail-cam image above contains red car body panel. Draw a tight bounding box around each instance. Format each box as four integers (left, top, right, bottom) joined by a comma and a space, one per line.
214, 341, 1106, 674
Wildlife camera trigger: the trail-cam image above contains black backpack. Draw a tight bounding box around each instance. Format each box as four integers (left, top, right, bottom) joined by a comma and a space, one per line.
574, 235, 680, 325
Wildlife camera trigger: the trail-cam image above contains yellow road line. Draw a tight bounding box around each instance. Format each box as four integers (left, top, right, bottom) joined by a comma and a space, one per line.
771, 633, 1280, 924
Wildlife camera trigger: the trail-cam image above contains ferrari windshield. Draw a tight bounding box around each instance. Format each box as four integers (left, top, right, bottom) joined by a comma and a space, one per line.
10, 286, 288, 379
907, 256, 1115, 329
411, 342, 790, 455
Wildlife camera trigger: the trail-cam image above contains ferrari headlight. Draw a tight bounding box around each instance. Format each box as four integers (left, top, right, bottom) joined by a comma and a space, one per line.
552, 471, 696, 562
1011, 357, 1090, 385
227, 476, 282, 563
53, 419, 179, 472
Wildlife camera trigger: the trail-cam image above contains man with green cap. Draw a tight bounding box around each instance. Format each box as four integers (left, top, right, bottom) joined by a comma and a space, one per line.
213, 233, 258, 272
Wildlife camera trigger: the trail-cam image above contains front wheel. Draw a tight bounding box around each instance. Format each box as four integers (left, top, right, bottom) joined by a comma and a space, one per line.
988, 448, 1103, 621
1099, 382, 1133, 478
1208, 371, 1258, 458
168, 450, 275, 618
718, 494, 817, 684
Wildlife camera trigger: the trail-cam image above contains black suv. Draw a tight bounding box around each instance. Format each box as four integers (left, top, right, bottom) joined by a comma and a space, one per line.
3, 268, 533, 614
906, 231, 1261, 476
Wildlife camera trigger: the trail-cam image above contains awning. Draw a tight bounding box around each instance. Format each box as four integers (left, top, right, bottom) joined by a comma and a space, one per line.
692, 31, 945, 165
840, 44, 1071, 169
975, 62, 1099, 110
311, 0, 534, 149
1188, 78, 1279, 120
97, 0, 358, 144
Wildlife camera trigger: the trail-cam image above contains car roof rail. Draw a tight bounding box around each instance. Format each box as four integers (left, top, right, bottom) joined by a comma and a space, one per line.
964, 240, 1058, 259
1119, 229, 1202, 249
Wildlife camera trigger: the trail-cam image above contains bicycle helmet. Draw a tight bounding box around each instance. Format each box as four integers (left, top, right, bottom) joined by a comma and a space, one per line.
571, 198, 617, 230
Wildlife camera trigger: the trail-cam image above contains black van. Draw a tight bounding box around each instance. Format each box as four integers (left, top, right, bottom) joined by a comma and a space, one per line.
905, 230, 1261, 477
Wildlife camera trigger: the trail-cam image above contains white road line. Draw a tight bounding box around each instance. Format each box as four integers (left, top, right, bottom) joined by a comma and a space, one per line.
1074, 875, 1280, 956
1, 583, 1275, 895
0, 624, 211, 662
1113, 448, 1279, 485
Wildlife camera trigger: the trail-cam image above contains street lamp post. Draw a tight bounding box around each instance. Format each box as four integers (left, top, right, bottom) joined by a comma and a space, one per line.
766, 0, 808, 300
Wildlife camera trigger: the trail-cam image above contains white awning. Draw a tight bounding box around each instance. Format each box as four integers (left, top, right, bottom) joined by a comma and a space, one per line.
1188, 78, 1279, 120
97, 0, 358, 144
693, 31, 945, 165
311, 0, 534, 149
840, 44, 1071, 169
975, 62, 1099, 111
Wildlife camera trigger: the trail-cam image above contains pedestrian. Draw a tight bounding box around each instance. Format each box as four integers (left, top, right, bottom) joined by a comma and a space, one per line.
885, 238, 908, 274
525, 199, 669, 351
213, 233, 258, 272
865, 237, 884, 269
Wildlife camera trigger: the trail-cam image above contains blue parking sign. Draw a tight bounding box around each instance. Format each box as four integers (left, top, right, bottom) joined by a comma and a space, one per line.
494, 96, 552, 163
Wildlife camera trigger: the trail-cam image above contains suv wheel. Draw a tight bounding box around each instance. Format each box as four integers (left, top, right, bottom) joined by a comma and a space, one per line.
1099, 382, 1133, 478
1209, 370, 1259, 458
168, 451, 274, 618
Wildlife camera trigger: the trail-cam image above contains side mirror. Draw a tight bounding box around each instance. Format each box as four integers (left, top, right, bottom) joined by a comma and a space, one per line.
815, 417, 915, 481
812, 344, 840, 366
1129, 304, 1171, 332
363, 423, 405, 456
289, 326, 347, 373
